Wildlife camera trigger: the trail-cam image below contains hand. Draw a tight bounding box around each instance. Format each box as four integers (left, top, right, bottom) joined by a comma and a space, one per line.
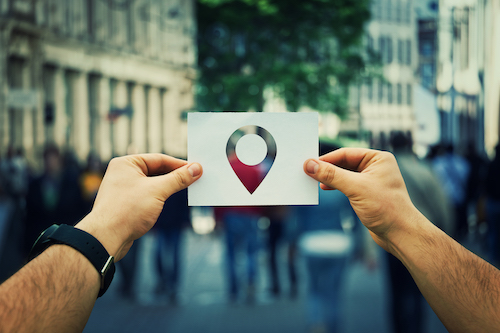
76, 154, 202, 261
304, 148, 421, 253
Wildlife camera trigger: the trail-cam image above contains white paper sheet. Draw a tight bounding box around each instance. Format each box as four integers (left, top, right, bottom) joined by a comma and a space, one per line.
188, 112, 318, 206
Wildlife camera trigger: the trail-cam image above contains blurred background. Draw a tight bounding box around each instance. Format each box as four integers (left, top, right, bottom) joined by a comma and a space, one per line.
0, 0, 499, 332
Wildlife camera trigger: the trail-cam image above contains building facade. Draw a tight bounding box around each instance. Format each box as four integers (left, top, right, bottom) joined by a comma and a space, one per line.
415, 1, 438, 93
482, 0, 500, 154
0, 0, 196, 165
341, 0, 417, 150
436, 0, 500, 156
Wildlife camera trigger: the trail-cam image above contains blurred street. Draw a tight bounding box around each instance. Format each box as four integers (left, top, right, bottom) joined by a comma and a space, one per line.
1, 0, 500, 332
83, 230, 448, 333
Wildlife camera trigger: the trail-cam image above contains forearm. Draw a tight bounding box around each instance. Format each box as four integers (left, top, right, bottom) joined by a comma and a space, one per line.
391, 211, 500, 333
0, 245, 100, 333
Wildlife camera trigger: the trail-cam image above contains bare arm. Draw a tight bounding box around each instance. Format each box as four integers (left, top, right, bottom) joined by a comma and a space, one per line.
0, 154, 202, 333
304, 148, 500, 333
0, 245, 99, 333
393, 209, 500, 332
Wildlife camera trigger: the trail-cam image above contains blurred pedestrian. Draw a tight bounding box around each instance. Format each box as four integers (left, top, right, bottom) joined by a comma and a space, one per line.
264, 205, 297, 298
431, 143, 470, 240
0, 147, 28, 209
388, 132, 454, 333
0, 163, 15, 282
117, 242, 139, 301
215, 152, 262, 303
0, 147, 28, 281
154, 188, 190, 304
464, 142, 489, 226
485, 144, 500, 266
24, 144, 85, 257
297, 142, 362, 333
80, 152, 105, 215
261, 139, 297, 298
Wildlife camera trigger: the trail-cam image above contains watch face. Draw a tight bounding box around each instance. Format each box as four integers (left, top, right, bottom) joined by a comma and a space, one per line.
28, 224, 59, 260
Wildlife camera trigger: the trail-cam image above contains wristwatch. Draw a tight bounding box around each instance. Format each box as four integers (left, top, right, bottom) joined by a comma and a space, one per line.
28, 224, 115, 297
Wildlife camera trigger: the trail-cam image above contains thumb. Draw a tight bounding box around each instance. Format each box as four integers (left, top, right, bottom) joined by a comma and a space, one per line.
304, 159, 358, 195
156, 162, 203, 199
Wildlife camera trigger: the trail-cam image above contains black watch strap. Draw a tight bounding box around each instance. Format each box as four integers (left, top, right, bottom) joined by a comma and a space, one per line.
29, 224, 115, 297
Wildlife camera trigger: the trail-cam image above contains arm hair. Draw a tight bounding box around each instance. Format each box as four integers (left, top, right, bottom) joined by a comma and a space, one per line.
0, 245, 100, 333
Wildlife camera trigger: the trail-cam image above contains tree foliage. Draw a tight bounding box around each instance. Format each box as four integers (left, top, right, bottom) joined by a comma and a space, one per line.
196, 0, 372, 116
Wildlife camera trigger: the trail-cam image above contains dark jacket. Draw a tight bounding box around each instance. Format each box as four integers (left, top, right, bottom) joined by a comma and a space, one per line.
24, 170, 85, 253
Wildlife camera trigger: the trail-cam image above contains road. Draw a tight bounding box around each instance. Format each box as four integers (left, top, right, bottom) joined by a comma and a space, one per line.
83, 229, 448, 333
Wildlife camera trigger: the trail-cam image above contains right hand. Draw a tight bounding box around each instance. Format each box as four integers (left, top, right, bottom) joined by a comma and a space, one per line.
77, 154, 202, 261
304, 148, 422, 253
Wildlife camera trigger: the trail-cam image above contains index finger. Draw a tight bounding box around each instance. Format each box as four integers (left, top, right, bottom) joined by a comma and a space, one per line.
127, 154, 188, 176
319, 148, 379, 172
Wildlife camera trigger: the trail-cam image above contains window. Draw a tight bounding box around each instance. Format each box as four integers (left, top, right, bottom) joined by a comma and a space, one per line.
378, 81, 384, 103
377, 0, 383, 21
387, 37, 393, 64
372, 0, 379, 20
367, 35, 374, 51
398, 39, 403, 63
406, 40, 412, 65
406, 1, 411, 24
396, 0, 401, 23
421, 41, 433, 56
126, 4, 135, 45
387, 0, 392, 22
387, 83, 393, 103
87, 0, 94, 39
421, 64, 434, 88
397, 84, 402, 104
367, 79, 373, 101
422, 64, 433, 77
379, 37, 385, 62
407, 84, 412, 105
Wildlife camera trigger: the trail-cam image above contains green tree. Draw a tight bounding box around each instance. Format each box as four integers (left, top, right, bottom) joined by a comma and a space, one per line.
196, 0, 373, 116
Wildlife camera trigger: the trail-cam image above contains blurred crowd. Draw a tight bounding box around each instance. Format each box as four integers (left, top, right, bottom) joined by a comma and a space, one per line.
1, 137, 500, 333
0, 145, 104, 282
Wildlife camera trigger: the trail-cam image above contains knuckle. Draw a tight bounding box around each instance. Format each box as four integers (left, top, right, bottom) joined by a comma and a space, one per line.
321, 165, 337, 185
107, 157, 121, 169
173, 171, 190, 188
381, 151, 396, 162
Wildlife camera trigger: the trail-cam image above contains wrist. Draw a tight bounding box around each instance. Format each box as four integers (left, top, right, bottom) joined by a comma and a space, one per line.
385, 207, 430, 261
75, 212, 124, 259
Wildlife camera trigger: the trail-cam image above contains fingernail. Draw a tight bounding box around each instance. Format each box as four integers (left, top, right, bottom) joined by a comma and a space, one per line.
306, 160, 319, 174
188, 163, 201, 177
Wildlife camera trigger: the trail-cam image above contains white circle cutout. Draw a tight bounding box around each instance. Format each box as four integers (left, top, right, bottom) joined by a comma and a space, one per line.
235, 134, 267, 166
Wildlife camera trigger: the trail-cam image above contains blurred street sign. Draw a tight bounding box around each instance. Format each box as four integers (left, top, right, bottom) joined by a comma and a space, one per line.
7, 89, 38, 108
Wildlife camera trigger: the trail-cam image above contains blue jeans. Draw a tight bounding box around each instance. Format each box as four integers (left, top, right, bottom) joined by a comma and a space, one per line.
224, 213, 259, 296
156, 228, 182, 294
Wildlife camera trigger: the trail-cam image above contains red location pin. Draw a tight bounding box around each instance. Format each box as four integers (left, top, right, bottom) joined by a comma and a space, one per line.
226, 125, 277, 194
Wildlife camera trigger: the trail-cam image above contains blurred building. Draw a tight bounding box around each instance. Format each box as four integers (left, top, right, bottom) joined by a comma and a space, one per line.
482, 0, 500, 155
342, 0, 417, 149
0, 0, 196, 164
412, 1, 440, 155
416, 1, 438, 92
436, 0, 500, 155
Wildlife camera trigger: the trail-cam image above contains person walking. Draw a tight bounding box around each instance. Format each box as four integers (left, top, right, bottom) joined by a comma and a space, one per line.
388, 132, 454, 333
485, 144, 500, 266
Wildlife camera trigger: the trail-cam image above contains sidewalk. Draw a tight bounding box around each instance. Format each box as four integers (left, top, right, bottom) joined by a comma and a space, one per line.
83, 230, 447, 333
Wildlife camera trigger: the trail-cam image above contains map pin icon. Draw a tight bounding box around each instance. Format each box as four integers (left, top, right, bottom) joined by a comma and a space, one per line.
226, 125, 277, 194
